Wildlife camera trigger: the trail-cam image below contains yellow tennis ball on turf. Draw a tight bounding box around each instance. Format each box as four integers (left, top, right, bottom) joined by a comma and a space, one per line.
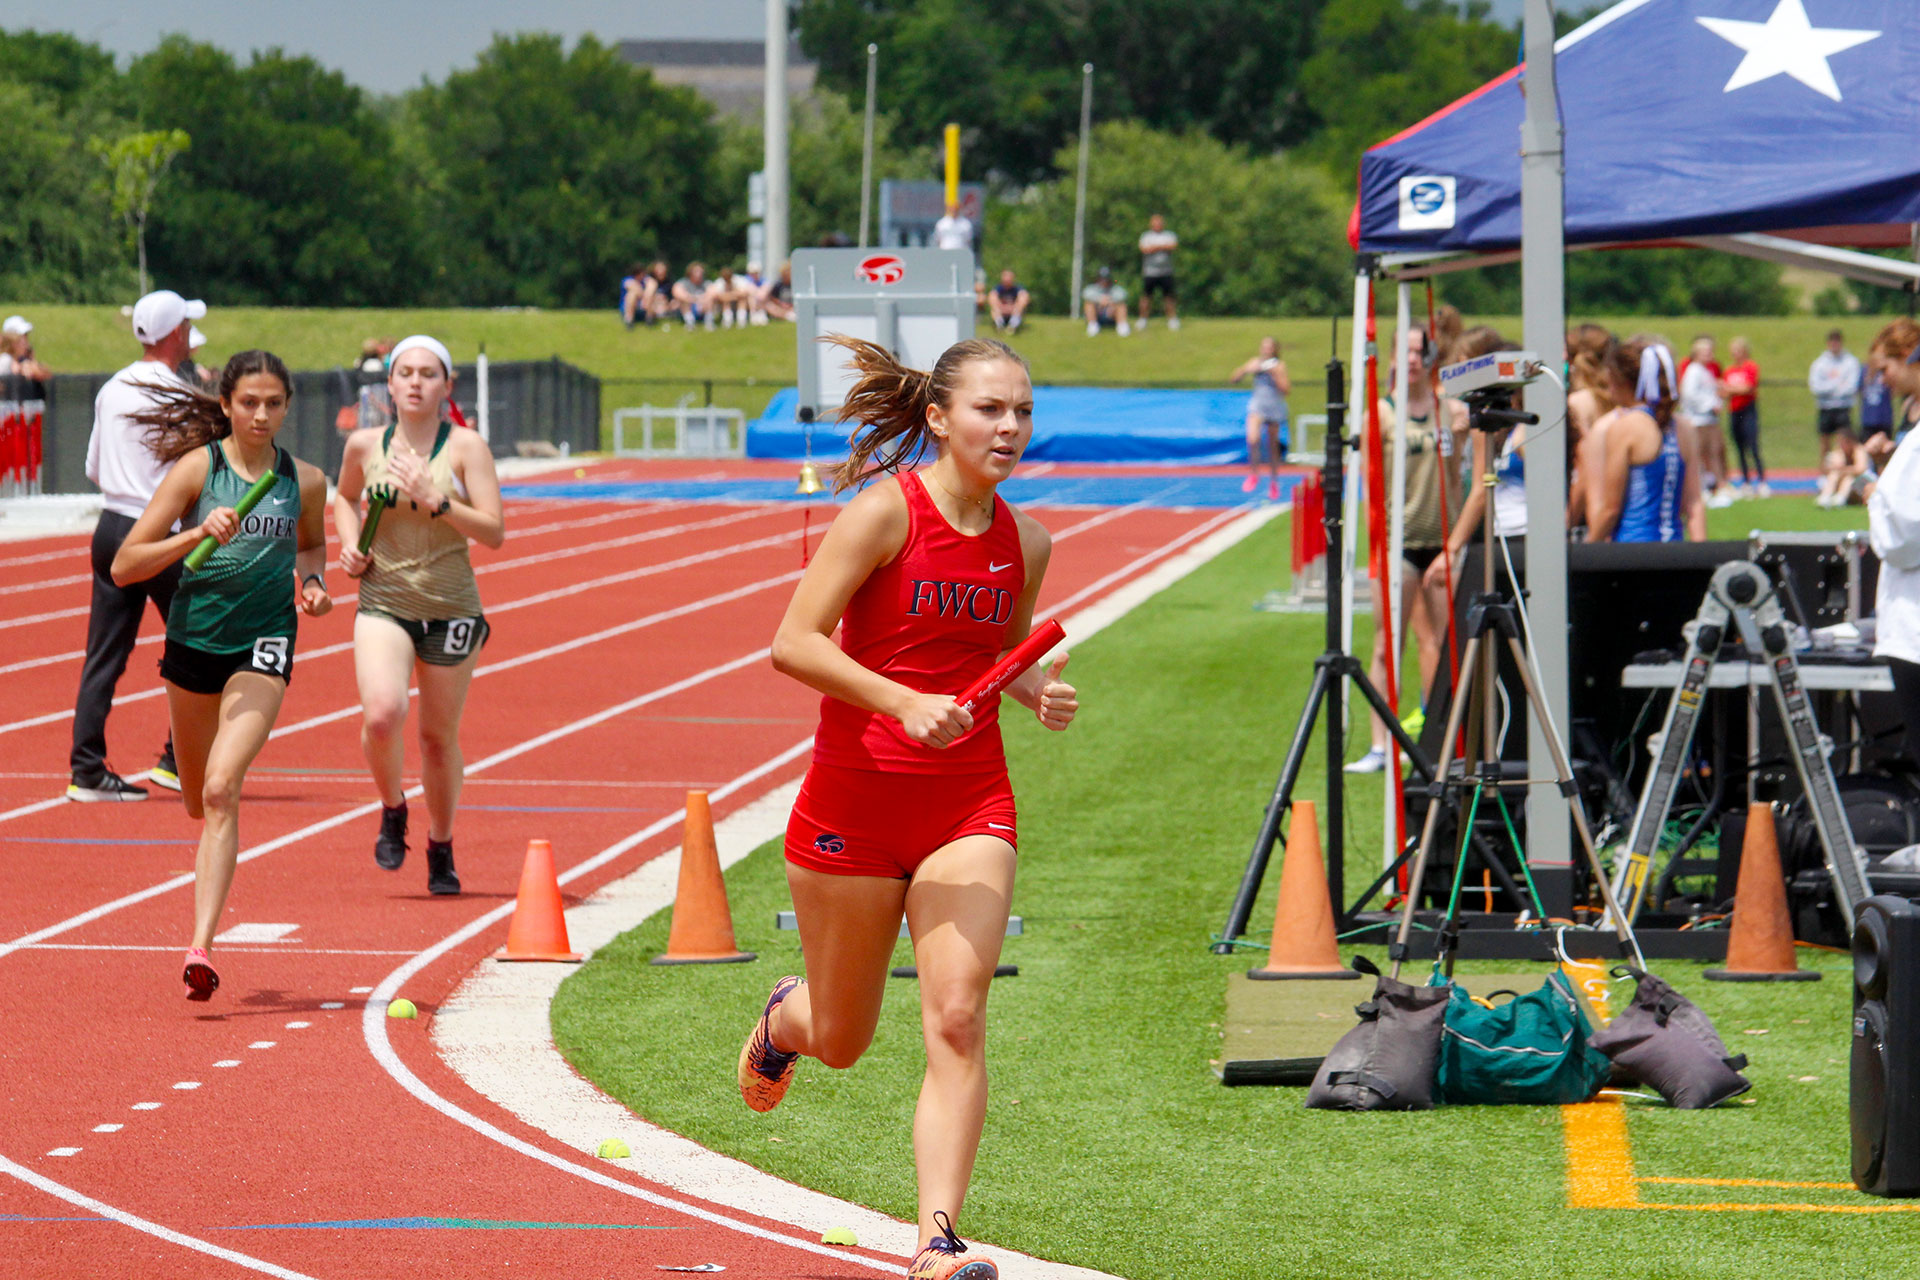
822, 1227, 858, 1246
597, 1138, 631, 1159
574, 467, 586, 478
387, 998, 417, 1019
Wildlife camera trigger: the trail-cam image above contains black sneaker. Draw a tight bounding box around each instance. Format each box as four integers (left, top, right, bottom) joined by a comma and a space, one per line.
426, 839, 461, 896
374, 803, 408, 870
67, 769, 148, 803
150, 746, 181, 793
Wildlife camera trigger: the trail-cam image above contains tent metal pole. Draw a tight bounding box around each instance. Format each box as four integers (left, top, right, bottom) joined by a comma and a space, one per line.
1386, 280, 1412, 869
1520, 0, 1573, 913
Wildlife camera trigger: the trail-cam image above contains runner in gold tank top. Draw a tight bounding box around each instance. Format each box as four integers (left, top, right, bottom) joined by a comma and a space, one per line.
334, 335, 504, 895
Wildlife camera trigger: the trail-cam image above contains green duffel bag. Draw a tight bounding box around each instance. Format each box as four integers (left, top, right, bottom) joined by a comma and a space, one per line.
1433, 970, 1611, 1106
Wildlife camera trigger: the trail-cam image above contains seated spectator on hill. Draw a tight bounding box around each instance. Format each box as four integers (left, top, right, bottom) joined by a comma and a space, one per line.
1082, 267, 1130, 337
620, 262, 648, 328
989, 270, 1030, 335
1817, 435, 1875, 508
672, 263, 711, 330
759, 261, 795, 322
739, 262, 770, 326
0, 315, 50, 381
706, 266, 752, 329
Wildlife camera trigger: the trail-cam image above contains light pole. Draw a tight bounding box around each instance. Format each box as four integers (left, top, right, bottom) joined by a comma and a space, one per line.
1068, 63, 1093, 317
858, 43, 878, 248
764, 0, 790, 272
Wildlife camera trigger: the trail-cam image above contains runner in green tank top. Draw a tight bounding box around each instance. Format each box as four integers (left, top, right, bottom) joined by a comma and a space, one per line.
334, 334, 504, 896
112, 350, 332, 1002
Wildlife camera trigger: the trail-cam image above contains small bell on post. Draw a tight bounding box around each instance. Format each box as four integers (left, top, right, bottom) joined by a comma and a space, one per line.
796, 459, 824, 495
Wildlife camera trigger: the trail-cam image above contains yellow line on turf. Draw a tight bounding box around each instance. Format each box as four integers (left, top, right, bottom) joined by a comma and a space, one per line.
1638, 1200, 1920, 1214
1563, 1102, 1640, 1209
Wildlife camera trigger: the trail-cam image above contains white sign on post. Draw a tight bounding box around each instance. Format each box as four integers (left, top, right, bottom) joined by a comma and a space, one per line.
792, 247, 977, 420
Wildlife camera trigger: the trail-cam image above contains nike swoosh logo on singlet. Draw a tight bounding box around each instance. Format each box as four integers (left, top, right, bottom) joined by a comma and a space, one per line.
988, 562, 1014, 573
987, 822, 1014, 831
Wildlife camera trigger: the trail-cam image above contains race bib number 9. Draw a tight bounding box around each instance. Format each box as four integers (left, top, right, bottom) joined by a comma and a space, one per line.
252, 635, 291, 676
444, 618, 477, 656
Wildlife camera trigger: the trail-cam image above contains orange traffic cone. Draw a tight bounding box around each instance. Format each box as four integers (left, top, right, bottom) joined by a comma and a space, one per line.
1704, 803, 1819, 983
652, 791, 756, 966
496, 838, 583, 963
1249, 801, 1359, 980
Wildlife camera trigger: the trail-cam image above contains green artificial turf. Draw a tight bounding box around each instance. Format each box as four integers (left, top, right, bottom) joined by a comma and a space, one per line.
2, 305, 1883, 468
552, 498, 1908, 1280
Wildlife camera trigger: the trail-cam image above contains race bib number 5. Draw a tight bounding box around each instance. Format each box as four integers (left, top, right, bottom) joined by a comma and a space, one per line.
252, 635, 291, 676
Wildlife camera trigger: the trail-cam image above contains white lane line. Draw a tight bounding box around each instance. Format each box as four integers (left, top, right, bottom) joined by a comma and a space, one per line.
47, 1147, 81, 1157
284, 1021, 310, 1029
22, 944, 418, 955
213, 923, 299, 944
213, 1060, 241, 1068
0, 646, 775, 958
0, 570, 89, 597
0, 526, 798, 739
249, 1042, 276, 1049
360, 741, 895, 1273
130, 1103, 160, 1111
1043, 504, 1258, 621
318, 1002, 344, 1010
0, 543, 90, 570
92, 1124, 122, 1133
0, 1151, 321, 1280
171, 1082, 199, 1091
348, 986, 372, 994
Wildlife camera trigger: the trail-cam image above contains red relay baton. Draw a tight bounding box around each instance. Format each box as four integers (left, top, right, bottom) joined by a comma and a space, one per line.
957, 620, 1066, 716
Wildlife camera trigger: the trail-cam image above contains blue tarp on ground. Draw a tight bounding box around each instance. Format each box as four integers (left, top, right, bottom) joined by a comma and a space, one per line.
746, 385, 1267, 465
1355, 0, 1920, 254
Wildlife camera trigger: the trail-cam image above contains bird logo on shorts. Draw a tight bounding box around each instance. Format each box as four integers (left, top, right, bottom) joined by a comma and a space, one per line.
813, 833, 847, 855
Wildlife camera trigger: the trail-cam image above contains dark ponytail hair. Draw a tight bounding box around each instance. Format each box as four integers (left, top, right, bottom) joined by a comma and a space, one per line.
826, 335, 1029, 493
132, 350, 293, 464
1610, 334, 1675, 432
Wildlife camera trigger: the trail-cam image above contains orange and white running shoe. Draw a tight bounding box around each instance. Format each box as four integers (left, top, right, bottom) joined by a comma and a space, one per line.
906, 1213, 998, 1280
737, 974, 802, 1112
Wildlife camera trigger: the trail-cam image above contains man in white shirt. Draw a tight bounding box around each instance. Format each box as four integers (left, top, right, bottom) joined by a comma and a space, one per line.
1137, 214, 1179, 331
1810, 329, 1863, 445
68, 289, 204, 802
931, 201, 974, 254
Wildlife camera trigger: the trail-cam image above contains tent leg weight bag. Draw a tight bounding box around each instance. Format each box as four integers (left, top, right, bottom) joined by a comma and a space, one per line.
1853, 896, 1920, 1195
1590, 967, 1750, 1109
1307, 957, 1449, 1111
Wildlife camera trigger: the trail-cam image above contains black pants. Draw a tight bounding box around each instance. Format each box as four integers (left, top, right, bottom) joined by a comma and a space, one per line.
70, 510, 179, 778
1729, 404, 1765, 483
1891, 659, 1920, 778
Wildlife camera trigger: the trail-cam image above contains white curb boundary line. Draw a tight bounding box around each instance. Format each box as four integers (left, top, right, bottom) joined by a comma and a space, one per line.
432, 503, 1284, 1276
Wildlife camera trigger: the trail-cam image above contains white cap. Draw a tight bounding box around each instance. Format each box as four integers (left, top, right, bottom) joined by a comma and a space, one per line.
2, 315, 31, 336
189, 326, 208, 351
131, 290, 207, 345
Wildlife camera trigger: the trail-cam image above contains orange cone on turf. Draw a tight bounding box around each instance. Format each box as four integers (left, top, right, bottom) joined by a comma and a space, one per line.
1705, 803, 1819, 983
1249, 801, 1359, 980
653, 791, 756, 966
497, 838, 583, 962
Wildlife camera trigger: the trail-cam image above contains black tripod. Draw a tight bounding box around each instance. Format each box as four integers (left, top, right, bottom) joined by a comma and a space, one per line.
1215, 355, 1437, 952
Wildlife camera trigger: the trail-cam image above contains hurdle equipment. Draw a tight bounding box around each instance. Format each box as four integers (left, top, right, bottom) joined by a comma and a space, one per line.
496, 838, 583, 963
1609, 559, 1870, 931
1704, 804, 1819, 982
1248, 802, 1359, 980
653, 791, 756, 965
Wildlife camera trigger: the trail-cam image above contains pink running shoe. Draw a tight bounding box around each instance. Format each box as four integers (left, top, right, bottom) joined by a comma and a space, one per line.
907, 1214, 998, 1280
1241, 474, 1258, 493
183, 947, 219, 1002
1267, 477, 1281, 501
737, 975, 803, 1112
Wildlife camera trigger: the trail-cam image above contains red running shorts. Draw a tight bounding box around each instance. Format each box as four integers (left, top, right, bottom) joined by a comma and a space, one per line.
784, 762, 1018, 879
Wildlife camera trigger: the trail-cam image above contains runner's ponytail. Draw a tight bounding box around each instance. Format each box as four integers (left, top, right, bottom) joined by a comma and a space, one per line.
827, 336, 1027, 493
133, 349, 292, 464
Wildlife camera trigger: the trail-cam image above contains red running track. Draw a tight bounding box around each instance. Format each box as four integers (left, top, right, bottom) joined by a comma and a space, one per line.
0, 463, 1241, 1278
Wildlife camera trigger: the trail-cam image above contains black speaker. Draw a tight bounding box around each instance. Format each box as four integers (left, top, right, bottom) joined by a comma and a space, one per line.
1851, 896, 1920, 1195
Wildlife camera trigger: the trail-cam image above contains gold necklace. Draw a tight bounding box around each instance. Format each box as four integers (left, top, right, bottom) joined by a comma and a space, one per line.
927, 472, 992, 513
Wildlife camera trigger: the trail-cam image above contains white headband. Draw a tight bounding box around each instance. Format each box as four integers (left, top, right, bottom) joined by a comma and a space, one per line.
1636, 343, 1677, 405
389, 334, 452, 378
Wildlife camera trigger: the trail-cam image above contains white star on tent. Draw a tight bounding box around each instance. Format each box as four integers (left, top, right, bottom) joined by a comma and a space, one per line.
1697, 0, 1880, 102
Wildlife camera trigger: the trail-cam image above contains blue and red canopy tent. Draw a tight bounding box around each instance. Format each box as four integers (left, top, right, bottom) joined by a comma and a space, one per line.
1340, 0, 1920, 868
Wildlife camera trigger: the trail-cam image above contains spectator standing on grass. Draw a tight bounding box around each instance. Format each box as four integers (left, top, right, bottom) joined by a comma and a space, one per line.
1564, 324, 1617, 532
1867, 314, 1920, 772
673, 262, 711, 330
67, 289, 206, 802
1228, 336, 1289, 498
1586, 337, 1705, 544
1081, 267, 1130, 337
0, 315, 50, 380
1810, 328, 1862, 447
1678, 335, 1730, 507
987, 270, 1029, 335
931, 200, 973, 253
1136, 213, 1179, 331
1723, 336, 1768, 496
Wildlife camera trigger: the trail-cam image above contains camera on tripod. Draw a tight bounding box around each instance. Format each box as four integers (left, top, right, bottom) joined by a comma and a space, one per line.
1437, 350, 1544, 401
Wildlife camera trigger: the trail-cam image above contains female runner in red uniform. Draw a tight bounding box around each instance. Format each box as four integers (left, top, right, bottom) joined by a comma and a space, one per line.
739, 337, 1076, 1280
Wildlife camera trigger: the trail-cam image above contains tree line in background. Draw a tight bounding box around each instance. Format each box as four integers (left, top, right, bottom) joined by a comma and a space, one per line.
0, 5, 1895, 317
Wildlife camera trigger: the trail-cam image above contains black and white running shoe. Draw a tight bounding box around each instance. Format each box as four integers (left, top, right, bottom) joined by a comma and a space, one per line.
67, 770, 149, 803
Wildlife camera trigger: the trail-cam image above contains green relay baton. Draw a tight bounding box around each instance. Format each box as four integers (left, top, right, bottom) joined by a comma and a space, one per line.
184, 469, 277, 572
356, 488, 391, 557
